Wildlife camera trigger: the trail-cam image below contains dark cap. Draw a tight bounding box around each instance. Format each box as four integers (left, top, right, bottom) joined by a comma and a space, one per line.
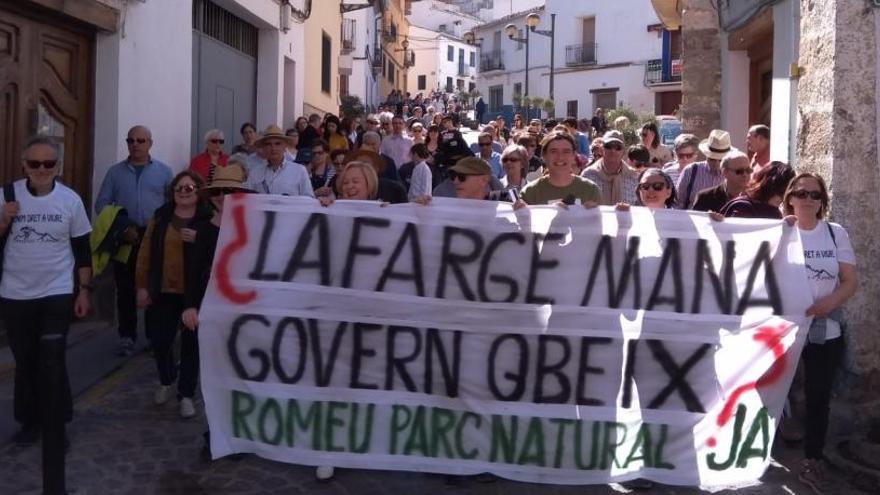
449, 157, 492, 176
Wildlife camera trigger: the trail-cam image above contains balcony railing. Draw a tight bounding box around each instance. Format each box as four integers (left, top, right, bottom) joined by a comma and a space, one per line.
645, 58, 682, 84
371, 47, 383, 68
479, 50, 504, 72
457, 63, 469, 77
341, 18, 356, 54
565, 43, 598, 66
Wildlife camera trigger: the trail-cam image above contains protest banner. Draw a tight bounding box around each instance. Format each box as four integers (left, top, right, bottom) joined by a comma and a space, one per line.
199, 195, 813, 487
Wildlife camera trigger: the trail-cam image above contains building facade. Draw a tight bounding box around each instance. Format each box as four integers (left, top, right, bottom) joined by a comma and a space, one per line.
302, 0, 342, 116
377, 0, 413, 99
406, 25, 477, 96
472, 1, 672, 123
0, 0, 313, 211
342, 1, 381, 113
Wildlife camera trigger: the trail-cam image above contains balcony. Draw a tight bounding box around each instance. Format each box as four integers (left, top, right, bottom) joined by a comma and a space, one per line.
457, 63, 469, 77
645, 58, 682, 85
341, 18, 355, 54
565, 43, 598, 66
479, 50, 504, 72
371, 47, 383, 69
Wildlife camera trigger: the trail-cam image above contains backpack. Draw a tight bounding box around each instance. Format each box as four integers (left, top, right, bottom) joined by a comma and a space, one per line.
0, 183, 16, 282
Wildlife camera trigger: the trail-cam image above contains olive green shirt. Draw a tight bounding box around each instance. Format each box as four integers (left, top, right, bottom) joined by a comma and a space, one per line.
521, 175, 601, 205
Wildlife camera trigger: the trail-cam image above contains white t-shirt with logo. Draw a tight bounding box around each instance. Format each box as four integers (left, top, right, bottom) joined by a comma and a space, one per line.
799, 221, 855, 340
1, 179, 92, 300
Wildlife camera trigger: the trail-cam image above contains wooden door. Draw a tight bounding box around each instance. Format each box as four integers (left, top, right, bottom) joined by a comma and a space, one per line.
0, 4, 93, 204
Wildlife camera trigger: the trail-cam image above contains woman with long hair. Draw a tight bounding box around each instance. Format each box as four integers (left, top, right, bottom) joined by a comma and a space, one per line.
322, 114, 350, 152
639, 122, 673, 166
782, 173, 857, 494
719, 161, 795, 219
136, 170, 213, 418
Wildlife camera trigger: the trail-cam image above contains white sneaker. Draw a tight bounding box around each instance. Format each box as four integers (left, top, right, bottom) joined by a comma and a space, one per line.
315, 466, 335, 481
154, 385, 171, 405
179, 398, 196, 418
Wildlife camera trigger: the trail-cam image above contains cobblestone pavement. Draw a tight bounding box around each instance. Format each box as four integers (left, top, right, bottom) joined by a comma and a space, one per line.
0, 352, 869, 495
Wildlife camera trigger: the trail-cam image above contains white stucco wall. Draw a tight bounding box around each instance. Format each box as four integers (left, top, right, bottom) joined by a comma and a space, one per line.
553, 65, 657, 118
91, 0, 306, 210
345, 7, 380, 112
720, 35, 750, 152
92, 0, 192, 208
769, 0, 799, 164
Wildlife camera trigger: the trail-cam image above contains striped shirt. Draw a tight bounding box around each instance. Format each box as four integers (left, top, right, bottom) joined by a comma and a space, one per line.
674, 161, 724, 209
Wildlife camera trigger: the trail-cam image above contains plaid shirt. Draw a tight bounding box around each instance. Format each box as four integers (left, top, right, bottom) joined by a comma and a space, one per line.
674, 161, 724, 209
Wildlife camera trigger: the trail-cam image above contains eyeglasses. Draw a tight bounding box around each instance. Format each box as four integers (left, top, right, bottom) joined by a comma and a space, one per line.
209, 139, 225, 144
638, 182, 667, 192
604, 144, 623, 151
175, 184, 197, 194
448, 171, 476, 182
501, 157, 520, 163
25, 160, 58, 170
125, 138, 148, 145
676, 152, 695, 159
729, 167, 753, 176
792, 189, 823, 200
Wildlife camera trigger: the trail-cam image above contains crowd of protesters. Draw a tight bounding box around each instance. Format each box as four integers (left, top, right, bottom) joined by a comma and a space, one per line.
0, 93, 856, 491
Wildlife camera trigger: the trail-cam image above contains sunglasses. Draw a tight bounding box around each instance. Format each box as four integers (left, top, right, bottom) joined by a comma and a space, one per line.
638, 182, 667, 192
209, 139, 225, 144
501, 157, 520, 163
729, 167, 753, 176
792, 189, 823, 200
25, 160, 58, 170
448, 171, 477, 182
175, 184, 197, 193
125, 138, 148, 145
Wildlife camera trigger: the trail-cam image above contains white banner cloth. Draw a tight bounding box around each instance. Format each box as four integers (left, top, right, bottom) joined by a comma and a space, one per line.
199, 195, 812, 487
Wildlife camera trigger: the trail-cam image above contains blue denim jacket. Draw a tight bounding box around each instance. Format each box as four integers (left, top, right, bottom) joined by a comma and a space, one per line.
95, 158, 173, 227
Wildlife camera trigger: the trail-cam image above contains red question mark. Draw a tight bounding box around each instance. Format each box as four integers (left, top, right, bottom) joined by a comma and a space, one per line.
706, 322, 791, 447
214, 194, 256, 305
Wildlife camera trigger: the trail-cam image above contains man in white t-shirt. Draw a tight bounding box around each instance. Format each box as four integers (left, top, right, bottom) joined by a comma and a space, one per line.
0, 135, 93, 445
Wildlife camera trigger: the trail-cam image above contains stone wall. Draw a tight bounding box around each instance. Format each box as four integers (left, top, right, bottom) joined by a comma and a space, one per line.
680, 0, 722, 138
796, 0, 880, 399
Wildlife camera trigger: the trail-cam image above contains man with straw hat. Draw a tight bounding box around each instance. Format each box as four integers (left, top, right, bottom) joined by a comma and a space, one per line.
244, 124, 314, 197
675, 129, 735, 209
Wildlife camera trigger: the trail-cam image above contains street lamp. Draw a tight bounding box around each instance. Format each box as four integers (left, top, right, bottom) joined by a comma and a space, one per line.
507, 12, 557, 119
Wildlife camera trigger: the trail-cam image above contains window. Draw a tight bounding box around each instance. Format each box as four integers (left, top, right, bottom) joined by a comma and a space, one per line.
469, 82, 476, 92
469, 52, 475, 67
447, 45, 454, 61
567, 100, 579, 118
321, 32, 331, 94
592, 89, 617, 110
417, 75, 426, 90
445, 77, 453, 92
388, 62, 395, 83
340, 74, 350, 97
513, 82, 522, 96
489, 85, 503, 112
457, 79, 464, 91
516, 29, 524, 50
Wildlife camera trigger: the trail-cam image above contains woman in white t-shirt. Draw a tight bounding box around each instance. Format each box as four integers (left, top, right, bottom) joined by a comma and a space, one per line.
0, 136, 92, 445
782, 172, 858, 493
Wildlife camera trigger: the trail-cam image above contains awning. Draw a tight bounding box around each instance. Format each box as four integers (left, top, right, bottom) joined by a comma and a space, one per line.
650, 0, 683, 30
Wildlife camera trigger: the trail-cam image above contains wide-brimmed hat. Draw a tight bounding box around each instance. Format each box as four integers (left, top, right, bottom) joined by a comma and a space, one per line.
449, 157, 492, 176
203, 164, 252, 192
254, 124, 294, 147
344, 149, 386, 174
699, 129, 733, 160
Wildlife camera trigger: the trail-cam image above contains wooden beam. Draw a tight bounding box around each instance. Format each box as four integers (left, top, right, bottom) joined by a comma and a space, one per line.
22, 0, 119, 32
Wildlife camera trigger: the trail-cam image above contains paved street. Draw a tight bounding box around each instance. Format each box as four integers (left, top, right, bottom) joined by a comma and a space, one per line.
0, 322, 871, 495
